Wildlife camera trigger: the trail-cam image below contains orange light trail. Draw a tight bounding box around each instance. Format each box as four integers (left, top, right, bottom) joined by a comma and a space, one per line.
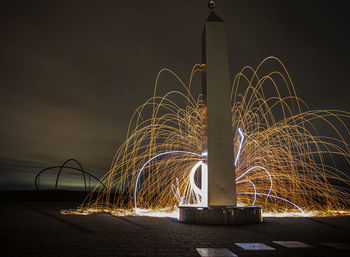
69, 57, 350, 217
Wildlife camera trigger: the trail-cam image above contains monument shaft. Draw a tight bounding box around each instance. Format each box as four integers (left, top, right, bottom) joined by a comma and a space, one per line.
179, 7, 262, 224
202, 13, 236, 206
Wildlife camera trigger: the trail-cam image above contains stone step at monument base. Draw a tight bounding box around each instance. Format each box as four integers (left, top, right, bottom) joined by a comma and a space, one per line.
179, 206, 262, 225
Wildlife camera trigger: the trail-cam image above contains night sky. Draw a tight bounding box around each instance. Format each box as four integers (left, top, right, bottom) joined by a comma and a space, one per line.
1, 0, 349, 190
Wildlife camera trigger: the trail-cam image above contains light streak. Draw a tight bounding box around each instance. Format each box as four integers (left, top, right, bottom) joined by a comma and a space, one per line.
187, 161, 203, 204
201, 161, 208, 206
237, 192, 304, 213
188, 161, 203, 205
236, 165, 273, 200
173, 161, 208, 207
237, 180, 257, 206
234, 129, 273, 206
134, 151, 201, 208
234, 128, 244, 167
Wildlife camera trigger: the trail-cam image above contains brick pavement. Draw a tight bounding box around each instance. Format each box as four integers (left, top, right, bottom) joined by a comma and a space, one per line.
1, 201, 350, 257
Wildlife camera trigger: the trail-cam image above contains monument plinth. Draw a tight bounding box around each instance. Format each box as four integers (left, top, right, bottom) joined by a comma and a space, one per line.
179, 6, 262, 225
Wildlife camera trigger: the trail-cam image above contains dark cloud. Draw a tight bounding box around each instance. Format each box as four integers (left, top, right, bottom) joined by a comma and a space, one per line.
0, 0, 349, 190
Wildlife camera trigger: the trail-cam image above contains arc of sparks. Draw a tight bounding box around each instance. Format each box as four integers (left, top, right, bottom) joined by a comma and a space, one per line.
80, 58, 350, 216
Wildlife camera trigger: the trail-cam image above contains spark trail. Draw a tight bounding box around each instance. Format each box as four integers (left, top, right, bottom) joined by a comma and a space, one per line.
80, 57, 350, 216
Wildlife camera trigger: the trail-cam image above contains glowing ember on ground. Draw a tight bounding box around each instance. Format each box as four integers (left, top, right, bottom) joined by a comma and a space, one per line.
60, 207, 179, 218
61, 207, 350, 218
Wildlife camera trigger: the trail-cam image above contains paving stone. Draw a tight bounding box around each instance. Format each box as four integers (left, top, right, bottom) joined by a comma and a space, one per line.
322, 242, 350, 249
196, 248, 237, 257
0, 201, 350, 257
235, 242, 275, 250
273, 240, 313, 248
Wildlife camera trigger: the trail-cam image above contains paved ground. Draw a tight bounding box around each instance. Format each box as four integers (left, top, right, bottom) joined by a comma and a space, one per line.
1, 201, 350, 257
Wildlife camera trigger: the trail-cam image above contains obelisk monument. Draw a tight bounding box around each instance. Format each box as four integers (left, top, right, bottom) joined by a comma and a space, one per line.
179, 0, 262, 225
201, 5, 236, 207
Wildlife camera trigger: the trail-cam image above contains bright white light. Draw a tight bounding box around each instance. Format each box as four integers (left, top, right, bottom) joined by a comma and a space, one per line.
189, 161, 203, 200
201, 161, 208, 207
171, 161, 208, 207
235, 127, 244, 167
187, 161, 208, 207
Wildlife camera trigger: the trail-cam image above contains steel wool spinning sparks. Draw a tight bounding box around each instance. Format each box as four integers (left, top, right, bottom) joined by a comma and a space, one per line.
77, 57, 350, 217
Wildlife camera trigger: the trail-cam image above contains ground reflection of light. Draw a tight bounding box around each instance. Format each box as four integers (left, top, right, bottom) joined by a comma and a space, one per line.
134, 208, 179, 218
263, 210, 350, 217
61, 207, 179, 219
60, 208, 350, 218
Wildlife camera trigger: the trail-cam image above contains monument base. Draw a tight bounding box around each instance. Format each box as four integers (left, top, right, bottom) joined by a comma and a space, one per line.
179, 206, 262, 225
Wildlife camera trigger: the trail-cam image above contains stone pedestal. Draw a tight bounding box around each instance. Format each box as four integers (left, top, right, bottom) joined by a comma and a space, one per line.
179, 206, 262, 225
